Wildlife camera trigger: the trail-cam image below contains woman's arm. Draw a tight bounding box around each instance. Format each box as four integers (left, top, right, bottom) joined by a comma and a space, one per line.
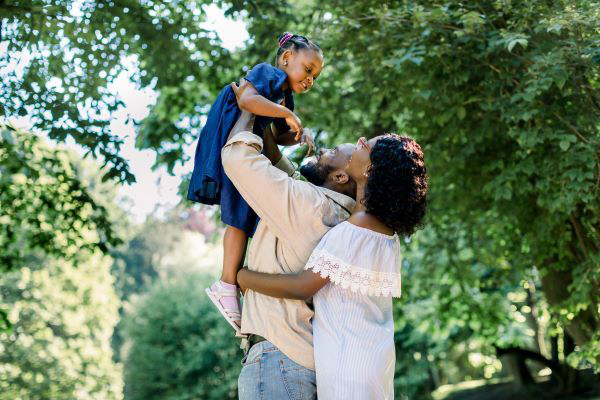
237, 268, 328, 301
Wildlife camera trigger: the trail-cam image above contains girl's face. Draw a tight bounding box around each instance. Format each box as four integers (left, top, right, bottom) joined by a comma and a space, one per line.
346, 136, 382, 181
281, 49, 324, 94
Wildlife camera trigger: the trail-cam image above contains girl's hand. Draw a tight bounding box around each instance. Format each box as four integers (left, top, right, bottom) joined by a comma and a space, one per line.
285, 111, 303, 139
300, 130, 315, 156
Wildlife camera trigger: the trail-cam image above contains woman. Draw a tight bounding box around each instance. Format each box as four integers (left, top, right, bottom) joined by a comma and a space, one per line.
238, 133, 428, 399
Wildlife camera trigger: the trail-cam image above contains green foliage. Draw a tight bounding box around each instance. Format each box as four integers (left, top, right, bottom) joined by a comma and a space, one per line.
0, 125, 119, 275
393, 321, 437, 400
122, 273, 241, 400
315, 0, 600, 370
1, 0, 236, 182
109, 213, 222, 362
0, 252, 122, 399
0, 126, 123, 398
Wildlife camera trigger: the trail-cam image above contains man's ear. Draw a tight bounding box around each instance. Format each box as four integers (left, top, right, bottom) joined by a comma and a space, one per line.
331, 170, 349, 185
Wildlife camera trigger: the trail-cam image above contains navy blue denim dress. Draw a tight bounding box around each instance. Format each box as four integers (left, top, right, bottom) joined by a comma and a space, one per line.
187, 63, 294, 236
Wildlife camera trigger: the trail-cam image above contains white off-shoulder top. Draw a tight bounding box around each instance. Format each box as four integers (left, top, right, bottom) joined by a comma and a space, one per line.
305, 221, 401, 400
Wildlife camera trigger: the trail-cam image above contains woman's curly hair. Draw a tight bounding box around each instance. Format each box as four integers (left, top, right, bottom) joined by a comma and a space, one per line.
364, 134, 428, 237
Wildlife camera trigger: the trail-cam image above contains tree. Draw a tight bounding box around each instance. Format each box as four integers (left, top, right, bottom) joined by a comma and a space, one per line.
0, 253, 123, 400
0, 125, 120, 331
1, 0, 237, 182
109, 211, 223, 362
0, 125, 118, 273
314, 0, 600, 389
0, 127, 123, 398
121, 273, 241, 400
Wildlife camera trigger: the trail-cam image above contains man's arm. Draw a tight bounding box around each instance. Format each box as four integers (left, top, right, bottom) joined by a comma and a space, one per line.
237, 268, 327, 301
229, 109, 296, 175
221, 111, 323, 246
227, 106, 255, 142
262, 123, 283, 166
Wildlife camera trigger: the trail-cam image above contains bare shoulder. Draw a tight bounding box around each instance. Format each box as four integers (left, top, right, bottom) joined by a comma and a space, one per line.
347, 211, 394, 235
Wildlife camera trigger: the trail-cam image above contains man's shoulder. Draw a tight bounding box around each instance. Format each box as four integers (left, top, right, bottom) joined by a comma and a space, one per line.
317, 187, 355, 216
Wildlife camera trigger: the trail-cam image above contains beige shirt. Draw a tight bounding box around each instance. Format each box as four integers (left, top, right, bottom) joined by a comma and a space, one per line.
221, 131, 355, 370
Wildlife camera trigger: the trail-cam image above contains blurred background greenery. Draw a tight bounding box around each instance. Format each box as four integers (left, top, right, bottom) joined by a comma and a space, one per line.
1, 1, 599, 399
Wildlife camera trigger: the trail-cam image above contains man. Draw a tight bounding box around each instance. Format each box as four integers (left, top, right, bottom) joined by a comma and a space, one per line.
221, 105, 357, 399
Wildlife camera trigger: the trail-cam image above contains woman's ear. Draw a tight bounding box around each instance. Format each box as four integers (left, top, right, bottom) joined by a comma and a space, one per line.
332, 170, 350, 185
363, 163, 372, 179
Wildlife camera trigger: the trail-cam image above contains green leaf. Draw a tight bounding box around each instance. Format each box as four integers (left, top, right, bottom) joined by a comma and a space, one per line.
507, 38, 528, 52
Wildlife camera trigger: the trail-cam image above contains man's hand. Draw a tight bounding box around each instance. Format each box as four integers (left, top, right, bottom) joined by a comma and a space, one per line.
227, 80, 256, 141
230, 78, 251, 104
300, 129, 315, 156
285, 111, 303, 139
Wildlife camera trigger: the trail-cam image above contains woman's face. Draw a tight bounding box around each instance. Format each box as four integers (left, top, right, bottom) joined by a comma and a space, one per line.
346, 135, 383, 181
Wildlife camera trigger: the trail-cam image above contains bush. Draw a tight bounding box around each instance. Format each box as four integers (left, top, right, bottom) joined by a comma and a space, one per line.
122, 273, 242, 400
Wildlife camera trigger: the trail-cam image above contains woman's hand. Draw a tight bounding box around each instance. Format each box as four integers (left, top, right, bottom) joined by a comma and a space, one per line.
284, 110, 303, 139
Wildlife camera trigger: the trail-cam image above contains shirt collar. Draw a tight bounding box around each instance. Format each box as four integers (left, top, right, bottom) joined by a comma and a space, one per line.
318, 186, 355, 215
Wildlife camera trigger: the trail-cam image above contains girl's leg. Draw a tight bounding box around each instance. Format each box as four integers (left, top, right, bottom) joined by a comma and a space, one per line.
205, 225, 247, 335
221, 225, 248, 284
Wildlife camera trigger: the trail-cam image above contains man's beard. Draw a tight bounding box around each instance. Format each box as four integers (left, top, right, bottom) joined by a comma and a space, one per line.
300, 161, 332, 186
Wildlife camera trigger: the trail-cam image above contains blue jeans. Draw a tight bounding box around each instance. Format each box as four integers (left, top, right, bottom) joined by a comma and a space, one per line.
238, 340, 316, 400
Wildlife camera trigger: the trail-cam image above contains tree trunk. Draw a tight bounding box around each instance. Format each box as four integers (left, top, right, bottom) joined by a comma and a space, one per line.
540, 267, 597, 346
550, 335, 559, 364
525, 281, 546, 356
499, 351, 535, 388
496, 346, 568, 390
562, 332, 579, 394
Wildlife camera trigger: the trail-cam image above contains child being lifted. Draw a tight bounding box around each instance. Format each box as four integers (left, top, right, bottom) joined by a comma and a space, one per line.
187, 32, 324, 335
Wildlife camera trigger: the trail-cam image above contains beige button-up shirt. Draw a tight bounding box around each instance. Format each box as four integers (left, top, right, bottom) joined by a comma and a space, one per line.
222, 131, 355, 370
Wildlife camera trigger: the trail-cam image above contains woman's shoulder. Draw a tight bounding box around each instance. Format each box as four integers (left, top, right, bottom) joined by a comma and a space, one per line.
319, 219, 396, 248
307, 220, 401, 298
347, 212, 394, 237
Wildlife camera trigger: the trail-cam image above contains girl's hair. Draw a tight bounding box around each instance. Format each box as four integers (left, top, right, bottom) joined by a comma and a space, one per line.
275, 32, 322, 66
364, 134, 428, 237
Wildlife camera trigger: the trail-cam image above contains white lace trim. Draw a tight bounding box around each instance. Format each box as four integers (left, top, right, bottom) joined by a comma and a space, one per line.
305, 250, 401, 298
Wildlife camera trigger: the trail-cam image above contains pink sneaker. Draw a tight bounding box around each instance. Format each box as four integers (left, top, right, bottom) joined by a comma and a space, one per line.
205, 281, 244, 337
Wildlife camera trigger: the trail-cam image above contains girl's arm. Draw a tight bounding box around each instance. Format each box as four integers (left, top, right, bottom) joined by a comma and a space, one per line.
237, 268, 328, 301
231, 79, 302, 135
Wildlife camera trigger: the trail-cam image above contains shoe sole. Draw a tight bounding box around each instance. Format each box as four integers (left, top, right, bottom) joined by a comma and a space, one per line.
205, 288, 244, 337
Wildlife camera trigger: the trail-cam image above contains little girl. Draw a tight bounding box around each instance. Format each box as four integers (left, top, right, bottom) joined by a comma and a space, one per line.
187, 32, 324, 335
237, 134, 428, 399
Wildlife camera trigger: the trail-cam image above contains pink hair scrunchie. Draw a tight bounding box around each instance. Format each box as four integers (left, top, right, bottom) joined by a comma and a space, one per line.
279, 32, 294, 48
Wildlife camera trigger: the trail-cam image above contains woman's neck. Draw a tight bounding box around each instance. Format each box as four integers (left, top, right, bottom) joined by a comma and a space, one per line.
353, 180, 367, 213
349, 180, 394, 236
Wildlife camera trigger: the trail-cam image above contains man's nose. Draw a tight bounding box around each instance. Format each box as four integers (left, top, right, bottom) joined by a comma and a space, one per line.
306, 76, 313, 88
318, 148, 326, 157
